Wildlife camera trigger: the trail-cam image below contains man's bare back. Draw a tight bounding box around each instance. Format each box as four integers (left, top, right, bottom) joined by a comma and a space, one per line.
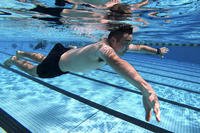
59, 41, 106, 72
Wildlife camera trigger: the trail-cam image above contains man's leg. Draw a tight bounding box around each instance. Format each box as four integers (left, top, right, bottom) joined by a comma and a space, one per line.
16, 51, 46, 63
4, 56, 38, 77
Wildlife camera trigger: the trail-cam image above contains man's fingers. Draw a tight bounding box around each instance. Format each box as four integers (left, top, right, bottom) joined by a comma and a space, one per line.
145, 109, 152, 121
160, 47, 169, 54
154, 108, 160, 122
147, 93, 161, 122
154, 102, 161, 122
143, 93, 160, 122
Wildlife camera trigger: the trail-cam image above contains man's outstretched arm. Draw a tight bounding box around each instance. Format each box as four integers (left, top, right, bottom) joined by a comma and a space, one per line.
98, 45, 160, 122
132, 0, 149, 8
128, 44, 169, 57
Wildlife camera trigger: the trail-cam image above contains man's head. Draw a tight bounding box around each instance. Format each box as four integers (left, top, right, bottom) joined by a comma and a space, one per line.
107, 24, 133, 55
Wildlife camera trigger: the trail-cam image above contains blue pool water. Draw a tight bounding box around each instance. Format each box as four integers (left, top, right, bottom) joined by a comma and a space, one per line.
0, 42, 200, 133
1, 0, 200, 133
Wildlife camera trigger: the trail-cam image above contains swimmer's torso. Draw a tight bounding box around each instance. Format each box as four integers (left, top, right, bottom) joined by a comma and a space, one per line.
59, 42, 106, 72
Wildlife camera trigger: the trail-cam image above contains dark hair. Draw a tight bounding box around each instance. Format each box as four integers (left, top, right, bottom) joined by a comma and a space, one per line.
109, 4, 132, 14
108, 24, 133, 40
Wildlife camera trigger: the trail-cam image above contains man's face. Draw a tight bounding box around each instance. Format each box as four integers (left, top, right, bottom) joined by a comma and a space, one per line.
115, 33, 132, 55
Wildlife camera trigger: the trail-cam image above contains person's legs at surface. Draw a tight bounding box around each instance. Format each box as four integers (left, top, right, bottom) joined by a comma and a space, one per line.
3, 56, 38, 77
4, 43, 73, 78
16, 50, 46, 62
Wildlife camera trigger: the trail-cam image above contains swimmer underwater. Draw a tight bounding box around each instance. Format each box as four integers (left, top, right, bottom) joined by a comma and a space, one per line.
4, 25, 165, 122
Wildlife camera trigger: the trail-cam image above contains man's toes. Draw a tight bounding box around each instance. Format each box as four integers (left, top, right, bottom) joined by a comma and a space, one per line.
3, 56, 16, 68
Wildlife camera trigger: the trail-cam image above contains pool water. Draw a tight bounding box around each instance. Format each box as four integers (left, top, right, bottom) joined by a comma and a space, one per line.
0, 42, 200, 133
0, 0, 200, 133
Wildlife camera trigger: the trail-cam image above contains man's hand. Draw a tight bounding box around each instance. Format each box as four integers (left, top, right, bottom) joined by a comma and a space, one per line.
104, 0, 120, 8
142, 91, 160, 122
158, 47, 169, 58
160, 47, 169, 54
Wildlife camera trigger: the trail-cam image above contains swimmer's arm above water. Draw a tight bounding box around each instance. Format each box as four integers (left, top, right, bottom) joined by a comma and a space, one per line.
98, 45, 160, 122
131, 0, 149, 8
128, 44, 169, 57
97, 0, 148, 9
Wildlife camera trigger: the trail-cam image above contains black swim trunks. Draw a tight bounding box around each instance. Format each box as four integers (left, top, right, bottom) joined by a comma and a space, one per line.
37, 43, 72, 78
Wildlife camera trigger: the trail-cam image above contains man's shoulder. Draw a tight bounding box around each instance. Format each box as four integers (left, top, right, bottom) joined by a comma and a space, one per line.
97, 44, 117, 60
94, 40, 112, 51
86, 40, 111, 51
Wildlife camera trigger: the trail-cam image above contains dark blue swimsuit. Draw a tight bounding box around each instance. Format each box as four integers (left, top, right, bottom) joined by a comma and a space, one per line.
37, 43, 71, 78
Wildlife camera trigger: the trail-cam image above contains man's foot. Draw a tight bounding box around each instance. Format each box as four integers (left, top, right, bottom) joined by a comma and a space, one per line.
3, 56, 17, 68
16, 50, 24, 59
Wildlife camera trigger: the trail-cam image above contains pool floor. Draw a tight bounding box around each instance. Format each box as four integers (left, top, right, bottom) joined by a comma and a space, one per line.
0, 44, 200, 133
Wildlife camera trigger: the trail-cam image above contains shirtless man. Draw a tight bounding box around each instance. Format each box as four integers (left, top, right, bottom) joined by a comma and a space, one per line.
4, 25, 160, 122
